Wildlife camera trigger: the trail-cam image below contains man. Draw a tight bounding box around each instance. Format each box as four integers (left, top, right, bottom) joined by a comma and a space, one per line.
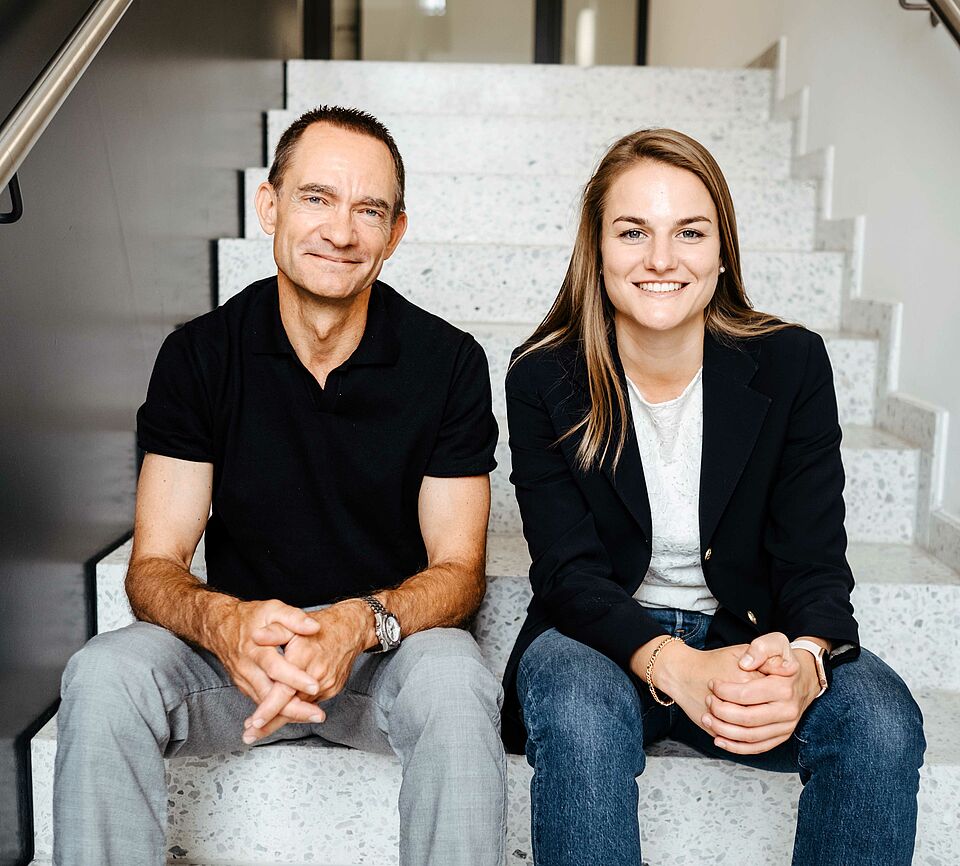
53, 106, 507, 866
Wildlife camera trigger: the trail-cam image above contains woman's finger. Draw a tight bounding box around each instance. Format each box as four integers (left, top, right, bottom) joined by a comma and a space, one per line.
738, 632, 792, 671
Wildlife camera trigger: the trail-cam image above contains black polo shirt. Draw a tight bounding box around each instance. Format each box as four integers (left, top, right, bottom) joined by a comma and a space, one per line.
136, 277, 498, 606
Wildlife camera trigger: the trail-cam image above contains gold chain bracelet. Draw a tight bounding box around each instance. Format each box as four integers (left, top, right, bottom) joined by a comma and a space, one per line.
645, 635, 682, 707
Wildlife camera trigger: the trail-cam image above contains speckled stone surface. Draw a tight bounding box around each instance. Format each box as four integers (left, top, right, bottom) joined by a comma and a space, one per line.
452, 322, 878, 426
930, 511, 960, 574
285, 60, 774, 121
31, 685, 960, 866
241, 167, 816, 250
221, 234, 842, 332
266, 111, 792, 180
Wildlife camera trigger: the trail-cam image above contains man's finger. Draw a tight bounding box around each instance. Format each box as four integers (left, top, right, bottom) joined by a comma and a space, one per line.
264, 603, 321, 636
252, 622, 297, 646
256, 648, 321, 695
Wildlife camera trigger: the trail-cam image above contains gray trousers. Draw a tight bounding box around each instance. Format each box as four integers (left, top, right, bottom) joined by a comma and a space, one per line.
53, 621, 507, 865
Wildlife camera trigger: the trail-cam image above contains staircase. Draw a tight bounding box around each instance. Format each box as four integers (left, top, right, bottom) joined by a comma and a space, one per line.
30, 60, 960, 865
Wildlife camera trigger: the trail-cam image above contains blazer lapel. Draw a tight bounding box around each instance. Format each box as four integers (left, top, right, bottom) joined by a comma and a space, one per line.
551, 343, 652, 542
699, 333, 771, 552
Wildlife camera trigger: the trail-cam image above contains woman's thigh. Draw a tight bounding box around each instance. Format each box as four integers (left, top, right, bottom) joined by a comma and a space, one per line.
517, 628, 667, 767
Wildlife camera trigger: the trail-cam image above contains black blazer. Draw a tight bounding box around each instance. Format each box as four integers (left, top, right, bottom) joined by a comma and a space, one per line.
501, 326, 860, 754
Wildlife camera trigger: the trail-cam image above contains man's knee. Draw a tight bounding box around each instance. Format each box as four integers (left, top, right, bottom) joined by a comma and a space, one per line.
61, 622, 184, 717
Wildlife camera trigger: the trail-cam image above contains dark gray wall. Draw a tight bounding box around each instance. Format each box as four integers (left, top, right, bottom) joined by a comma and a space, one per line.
0, 1, 300, 860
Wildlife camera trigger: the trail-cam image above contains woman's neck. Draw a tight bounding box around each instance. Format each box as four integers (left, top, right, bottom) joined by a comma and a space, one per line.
615, 315, 705, 403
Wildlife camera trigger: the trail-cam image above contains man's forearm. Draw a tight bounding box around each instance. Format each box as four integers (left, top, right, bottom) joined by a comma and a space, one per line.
126, 555, 237, 652
372, 558, 486, 642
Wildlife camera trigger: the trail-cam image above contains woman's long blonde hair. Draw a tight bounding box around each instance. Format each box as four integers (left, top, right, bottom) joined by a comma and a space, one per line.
516, 128, 794, 472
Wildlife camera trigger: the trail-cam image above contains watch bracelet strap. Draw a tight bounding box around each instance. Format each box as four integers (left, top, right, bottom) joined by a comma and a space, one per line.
361, 595, 396, 653
789, 639, 828, 697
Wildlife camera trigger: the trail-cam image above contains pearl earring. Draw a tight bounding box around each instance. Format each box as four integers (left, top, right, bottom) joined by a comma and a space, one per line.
719, 265, 726, 274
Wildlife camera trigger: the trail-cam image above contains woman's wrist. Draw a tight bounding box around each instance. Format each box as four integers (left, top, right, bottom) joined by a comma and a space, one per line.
631, 636, 695, 692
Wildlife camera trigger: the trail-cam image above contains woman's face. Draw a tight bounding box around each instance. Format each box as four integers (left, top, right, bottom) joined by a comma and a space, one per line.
600, 159, 722, 341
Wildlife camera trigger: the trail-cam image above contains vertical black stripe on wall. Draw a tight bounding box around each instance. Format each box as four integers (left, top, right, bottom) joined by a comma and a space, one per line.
303, 0, 333, 60
635, 0, 649, 65
534, 0, 563, 64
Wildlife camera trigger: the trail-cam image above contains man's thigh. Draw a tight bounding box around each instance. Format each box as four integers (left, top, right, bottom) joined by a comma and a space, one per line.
316, 627, 501, 754
62, 620, 280, 757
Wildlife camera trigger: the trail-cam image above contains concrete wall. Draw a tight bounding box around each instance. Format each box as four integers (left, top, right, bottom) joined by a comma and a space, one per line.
361, 0, 534, 63
648, 0, 960, 516
0, 2, 299, 860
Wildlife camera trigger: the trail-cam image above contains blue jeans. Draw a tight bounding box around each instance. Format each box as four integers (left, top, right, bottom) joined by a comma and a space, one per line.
517, 609, 925, 866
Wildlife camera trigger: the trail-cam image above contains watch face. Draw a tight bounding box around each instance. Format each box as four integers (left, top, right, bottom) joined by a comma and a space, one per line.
384, 615, 401, 644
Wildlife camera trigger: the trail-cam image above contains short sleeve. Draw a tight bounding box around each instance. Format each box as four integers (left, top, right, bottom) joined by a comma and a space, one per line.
425, 335, 499, 477
136, 326, 215, 463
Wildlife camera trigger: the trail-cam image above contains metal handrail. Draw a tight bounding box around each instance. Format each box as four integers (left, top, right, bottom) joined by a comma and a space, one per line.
0, 0, 134, 195
900, 0, 960, 46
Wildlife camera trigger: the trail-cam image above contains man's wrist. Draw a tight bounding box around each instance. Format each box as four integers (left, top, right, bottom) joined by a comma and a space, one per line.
330, 598, 378, 653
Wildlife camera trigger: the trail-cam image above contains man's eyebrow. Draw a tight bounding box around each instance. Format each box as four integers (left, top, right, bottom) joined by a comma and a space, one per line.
611, 215, 713, 227
357, 196, 392, 213
295, 184, 391, 213
297, 183, 338, 196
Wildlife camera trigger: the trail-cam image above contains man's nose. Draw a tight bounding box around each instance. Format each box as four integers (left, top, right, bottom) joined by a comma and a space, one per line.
319, 206, 354, 248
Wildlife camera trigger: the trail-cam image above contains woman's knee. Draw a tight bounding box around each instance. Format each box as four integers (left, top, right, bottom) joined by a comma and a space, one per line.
518, 630, 645, 767
802, 650, 926, 774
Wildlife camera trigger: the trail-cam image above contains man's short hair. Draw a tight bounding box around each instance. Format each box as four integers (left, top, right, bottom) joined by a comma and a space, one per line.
267, 106, 406, 220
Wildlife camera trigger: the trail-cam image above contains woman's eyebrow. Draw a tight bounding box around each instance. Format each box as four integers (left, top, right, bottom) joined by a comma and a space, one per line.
611, 215, 713, 226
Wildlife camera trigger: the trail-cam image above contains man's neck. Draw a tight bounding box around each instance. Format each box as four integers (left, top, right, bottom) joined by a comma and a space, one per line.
277, 276, 372, 388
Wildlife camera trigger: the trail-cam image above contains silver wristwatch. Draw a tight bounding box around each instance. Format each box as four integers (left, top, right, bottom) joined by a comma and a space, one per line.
362, 595, 402, 653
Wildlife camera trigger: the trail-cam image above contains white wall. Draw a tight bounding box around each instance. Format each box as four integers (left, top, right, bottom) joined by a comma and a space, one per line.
649, 0, 960, 515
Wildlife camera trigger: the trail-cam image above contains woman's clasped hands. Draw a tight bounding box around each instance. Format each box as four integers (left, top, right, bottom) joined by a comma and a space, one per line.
639, 631, 825, 756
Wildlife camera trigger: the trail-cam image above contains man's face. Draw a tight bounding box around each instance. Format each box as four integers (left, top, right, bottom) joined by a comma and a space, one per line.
255, 124, 407, 302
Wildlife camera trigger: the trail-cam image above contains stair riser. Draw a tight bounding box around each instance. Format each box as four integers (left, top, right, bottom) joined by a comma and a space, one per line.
265, 111, 792, 181
243, 168, 816, 249
97, 546, 953, 691
30, 723, 955, 866
221, 239, 843, 332
285, 60, 774, 121
464, 324, 878, 427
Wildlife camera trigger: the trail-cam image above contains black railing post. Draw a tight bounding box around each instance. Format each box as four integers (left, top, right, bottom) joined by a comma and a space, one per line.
635, 0, 649, 65
304, 0, 334, 60
534, 0, 563, 64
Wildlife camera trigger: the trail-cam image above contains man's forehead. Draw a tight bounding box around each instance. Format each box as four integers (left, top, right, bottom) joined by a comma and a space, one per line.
292, 124, 393, 171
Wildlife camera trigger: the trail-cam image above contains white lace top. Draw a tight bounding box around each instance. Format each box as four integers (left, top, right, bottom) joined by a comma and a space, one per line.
627, 368, 719, 614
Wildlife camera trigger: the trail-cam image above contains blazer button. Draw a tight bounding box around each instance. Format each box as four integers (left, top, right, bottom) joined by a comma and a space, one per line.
704, 548, 712, 561
747, 610, 758, 625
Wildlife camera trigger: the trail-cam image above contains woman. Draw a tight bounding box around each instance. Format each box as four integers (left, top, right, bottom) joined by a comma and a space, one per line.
502, 128, 925, 865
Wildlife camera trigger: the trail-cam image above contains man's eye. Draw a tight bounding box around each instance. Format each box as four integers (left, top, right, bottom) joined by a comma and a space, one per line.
305, 196, 323, 205
364, 209, 383, 218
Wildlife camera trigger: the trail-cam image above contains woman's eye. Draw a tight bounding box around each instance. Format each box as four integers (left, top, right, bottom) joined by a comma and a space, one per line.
620, 229, 644, 241
679, 229, 703, 239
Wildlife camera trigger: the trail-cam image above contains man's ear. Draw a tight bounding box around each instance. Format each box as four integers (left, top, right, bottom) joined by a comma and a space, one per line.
254, 182, 278, 236
384, 211, 408, 260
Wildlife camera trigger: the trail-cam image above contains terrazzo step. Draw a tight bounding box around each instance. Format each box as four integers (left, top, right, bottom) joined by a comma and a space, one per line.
220, 239, 843, 332
387, 245, 843, 331
488, 423, 919, 544
455, 322, 879, 426
285, 60, 774, 121
240, 168, 816, 250
29, 688, 960, 866
265, 111, 792, 180
94, 524, 953, 691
